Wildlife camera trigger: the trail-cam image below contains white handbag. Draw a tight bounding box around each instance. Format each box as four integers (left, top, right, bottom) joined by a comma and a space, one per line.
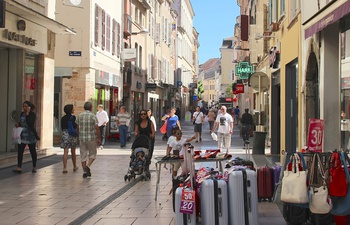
309, 154, 332, 214
281, 153, 309, 204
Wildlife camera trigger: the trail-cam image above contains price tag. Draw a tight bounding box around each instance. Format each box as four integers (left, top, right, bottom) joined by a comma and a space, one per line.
307, 118, 324, 153
179, 189, 195, 214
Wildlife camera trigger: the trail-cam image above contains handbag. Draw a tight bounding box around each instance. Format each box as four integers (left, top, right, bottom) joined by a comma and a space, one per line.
12, 127, 23, 144
281, 153, 309, 204
68, 115, 78, 137
160, 120, 167, 134
309, 153, 332, 214
331, 152, 350, 216
329, 152, 348, 197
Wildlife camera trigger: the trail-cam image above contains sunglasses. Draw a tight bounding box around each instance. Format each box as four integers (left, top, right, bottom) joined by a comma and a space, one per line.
176, 132, 183, 135
140, 113, 147, 115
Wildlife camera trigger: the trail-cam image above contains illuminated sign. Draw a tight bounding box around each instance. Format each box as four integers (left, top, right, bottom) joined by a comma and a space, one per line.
235, 62, 254, 79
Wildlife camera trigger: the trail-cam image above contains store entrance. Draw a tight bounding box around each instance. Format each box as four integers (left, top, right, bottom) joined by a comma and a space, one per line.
0, 49, 10, 152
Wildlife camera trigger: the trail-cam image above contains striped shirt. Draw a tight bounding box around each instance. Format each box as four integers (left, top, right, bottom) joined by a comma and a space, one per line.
116, 112, 131, 126
76, 110, 98, 142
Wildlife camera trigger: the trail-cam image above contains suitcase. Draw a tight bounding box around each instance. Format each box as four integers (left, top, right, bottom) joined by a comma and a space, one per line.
271, 165, 281, 189
257, 166, 274, 201
334, 214, 350, 225
200, 179, 228, 225
227, 169, 258, 225
283, 203, 308, 224
309, 211, 334, 225
175, 187, 197, 225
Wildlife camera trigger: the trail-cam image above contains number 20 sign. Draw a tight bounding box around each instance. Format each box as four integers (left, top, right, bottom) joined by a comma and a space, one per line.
179, 189, 195, 214
307, 118, 324, 153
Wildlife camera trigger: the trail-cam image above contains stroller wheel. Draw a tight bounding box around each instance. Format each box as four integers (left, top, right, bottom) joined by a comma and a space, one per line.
140, 175, 144, 181
124, 175, 128, 181
128, 175, 131, 181
133, 174, 136, 179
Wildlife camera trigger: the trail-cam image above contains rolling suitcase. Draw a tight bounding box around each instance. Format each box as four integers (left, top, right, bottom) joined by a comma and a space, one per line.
175, 186, 197, 225
271, 165, 281, 189
283, 203, 308, 224
257, 166, 274, 201
227, 169, 258, 225
200, 179, 228, 225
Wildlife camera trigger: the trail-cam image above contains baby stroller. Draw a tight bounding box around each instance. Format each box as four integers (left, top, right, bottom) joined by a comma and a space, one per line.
124, 134, 151, 181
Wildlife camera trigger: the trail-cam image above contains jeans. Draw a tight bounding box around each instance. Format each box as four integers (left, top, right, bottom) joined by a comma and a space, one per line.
99, 125, 106, 146
119, 125, 128, 146
241, 125, 251, 142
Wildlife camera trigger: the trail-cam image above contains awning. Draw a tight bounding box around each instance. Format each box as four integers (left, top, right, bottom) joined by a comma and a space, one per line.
5, 0, 76, 35
304, 1, 350, 39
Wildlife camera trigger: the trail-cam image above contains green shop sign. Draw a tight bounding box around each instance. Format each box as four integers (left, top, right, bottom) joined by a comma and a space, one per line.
235, 62, 254, 79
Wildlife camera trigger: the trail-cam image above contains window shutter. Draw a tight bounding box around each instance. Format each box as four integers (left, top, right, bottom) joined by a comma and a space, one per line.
156, 23, 160, 43
94, 4, 99, 47
112, 19, 116, 55
106, 14, 111, 52
117, 22, 121, 58
102, 9, 106, 50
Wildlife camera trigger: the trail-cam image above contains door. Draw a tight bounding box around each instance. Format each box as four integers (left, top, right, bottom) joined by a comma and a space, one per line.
0, 49, 9, 151
271, 71, 280, 154
285, 59, 299, 153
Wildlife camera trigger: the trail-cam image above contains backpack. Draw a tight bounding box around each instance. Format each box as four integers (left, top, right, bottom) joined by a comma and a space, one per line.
68, 115, 78, 137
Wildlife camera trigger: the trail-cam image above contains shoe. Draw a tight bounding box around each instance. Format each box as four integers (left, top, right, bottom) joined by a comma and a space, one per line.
32, 169, 37, 173
195, 140, 198, 143
85, 166, 91, 177
82, 173, 88, 178
62, 169, 68, 174
200, 138, 202, 142
12, 169, 22, 174
245, 140, 250, 144
73, 166, 79, 172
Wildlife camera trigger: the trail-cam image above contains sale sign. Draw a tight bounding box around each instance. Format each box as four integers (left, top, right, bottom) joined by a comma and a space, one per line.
179, 189, 195, 214
307, 118, 324, 152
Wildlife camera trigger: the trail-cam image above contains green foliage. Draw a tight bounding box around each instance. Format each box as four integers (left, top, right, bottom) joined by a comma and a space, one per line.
226, 86, 234, 98
197, 81, 204, 98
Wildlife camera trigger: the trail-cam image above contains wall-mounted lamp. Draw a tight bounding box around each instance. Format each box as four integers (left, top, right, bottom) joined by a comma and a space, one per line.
131, 28, 148, 35
255, 33, 276, 40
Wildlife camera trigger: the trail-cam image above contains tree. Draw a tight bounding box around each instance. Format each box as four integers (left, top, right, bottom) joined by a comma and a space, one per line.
225, 86, 234, 98
197, 81, 204, 98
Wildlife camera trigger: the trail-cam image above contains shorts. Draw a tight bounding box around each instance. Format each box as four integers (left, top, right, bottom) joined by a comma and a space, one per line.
194, 123, 202, 133
79, 140, 97, 162
172, 162, 181, 172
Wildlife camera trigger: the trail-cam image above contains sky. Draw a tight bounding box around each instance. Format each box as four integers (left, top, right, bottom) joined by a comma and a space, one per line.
191, 0, 240, 65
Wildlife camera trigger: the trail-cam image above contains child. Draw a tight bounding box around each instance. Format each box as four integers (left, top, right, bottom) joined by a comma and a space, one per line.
130, 149, 146, 174
168, 130, 196, 178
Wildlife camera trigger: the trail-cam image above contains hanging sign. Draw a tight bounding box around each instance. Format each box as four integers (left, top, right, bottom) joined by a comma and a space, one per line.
307, 118, 324, 152
179, 189, 195, 214
235, 62, 254, 80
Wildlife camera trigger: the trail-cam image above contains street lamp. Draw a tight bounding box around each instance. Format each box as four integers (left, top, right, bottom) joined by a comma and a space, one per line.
131, 28, 148, 35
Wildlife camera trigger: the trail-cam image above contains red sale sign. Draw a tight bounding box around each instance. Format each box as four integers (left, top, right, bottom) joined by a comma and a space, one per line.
307, 118, 324, 152
179, 189, 195, 214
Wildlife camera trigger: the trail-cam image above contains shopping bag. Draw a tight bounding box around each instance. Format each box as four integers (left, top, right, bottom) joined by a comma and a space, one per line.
12, 127, 23, 144
160, 121, 167, 134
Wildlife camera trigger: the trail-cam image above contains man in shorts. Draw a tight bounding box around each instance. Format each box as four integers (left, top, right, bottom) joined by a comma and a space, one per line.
76, 101, 101, 178
211, 106, 234, 154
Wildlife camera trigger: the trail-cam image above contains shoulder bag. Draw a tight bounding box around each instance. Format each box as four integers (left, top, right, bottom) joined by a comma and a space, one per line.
329, 151, 348, 197
281, 153, 309, 204
68, 115, 78, 137
309, 153, 332, 214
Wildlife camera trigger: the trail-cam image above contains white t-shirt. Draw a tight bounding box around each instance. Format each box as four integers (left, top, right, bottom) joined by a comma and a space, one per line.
167, 136, 176, 154
169, 137, 187, 156
193, 111, 204, 124
215, 113, 233, 133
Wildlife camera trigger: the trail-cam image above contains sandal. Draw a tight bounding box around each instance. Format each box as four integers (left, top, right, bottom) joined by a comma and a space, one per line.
73, 167, 79, 172
62, 170, 68, 173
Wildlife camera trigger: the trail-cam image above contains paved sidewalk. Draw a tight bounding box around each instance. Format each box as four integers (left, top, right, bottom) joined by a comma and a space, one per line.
0, 121, 286, 225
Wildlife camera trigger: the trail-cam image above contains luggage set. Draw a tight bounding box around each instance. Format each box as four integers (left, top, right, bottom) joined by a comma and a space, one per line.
174, 145, 259, 225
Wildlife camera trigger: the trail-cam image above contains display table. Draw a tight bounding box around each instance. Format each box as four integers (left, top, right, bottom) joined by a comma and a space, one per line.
154, 157, 228, 203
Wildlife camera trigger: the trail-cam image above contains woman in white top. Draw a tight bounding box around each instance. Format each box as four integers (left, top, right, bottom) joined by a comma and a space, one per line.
147, 109, 157, 131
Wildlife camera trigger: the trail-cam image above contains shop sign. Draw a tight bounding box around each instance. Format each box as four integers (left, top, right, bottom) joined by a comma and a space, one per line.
2, 29, 36, 46
235, 62, 254, 80
235, 84, 244, 93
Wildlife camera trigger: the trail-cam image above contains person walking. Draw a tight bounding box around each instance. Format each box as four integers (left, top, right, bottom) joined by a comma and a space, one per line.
211, 106, 234, 154
76, 101, 101, 178
12, 101, 40, 174
135, 109, 156, 161
116, 106, 131, 147
192, 106, 204, 142
162, 107, 181, 139
96, 104, 109, 150
240, 108, 253, 145
60, 104, 79, 173
207, 108, 216, 132
234, 106, 240, 125
147, 109, 157, 132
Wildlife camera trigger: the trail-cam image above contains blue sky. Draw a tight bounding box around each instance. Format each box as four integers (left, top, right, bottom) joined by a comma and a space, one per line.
191, 0, 240, 65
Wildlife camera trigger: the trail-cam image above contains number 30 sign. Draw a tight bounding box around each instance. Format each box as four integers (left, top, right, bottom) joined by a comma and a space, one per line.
307, 118, 324, 153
